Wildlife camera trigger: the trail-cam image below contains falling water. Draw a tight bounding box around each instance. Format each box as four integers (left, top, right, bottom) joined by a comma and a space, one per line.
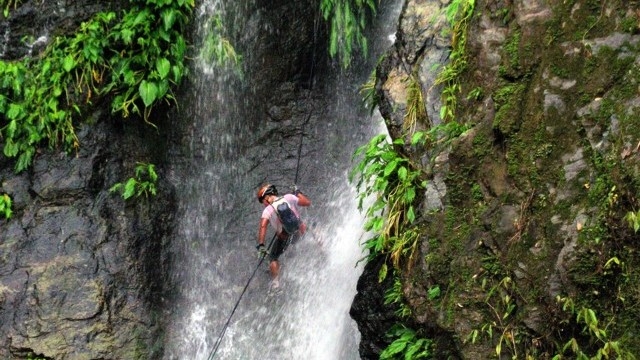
164, 1, 401, 359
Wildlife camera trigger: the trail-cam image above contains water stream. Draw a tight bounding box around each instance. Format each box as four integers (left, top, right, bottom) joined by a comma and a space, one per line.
164, 1, 401, 358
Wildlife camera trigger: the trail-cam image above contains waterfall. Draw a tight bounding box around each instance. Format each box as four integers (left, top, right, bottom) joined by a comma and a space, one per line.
164, 1, 401, 358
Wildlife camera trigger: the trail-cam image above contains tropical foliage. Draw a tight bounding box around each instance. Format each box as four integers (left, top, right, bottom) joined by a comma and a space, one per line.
350, 133, 426, 275
0, 0, 195, 172
0, 193, 12, 219
320, 0, 376, 68
109, 162, 158, 200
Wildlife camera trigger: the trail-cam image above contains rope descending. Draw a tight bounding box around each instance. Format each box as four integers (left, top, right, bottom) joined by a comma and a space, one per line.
207, 233, 277, 360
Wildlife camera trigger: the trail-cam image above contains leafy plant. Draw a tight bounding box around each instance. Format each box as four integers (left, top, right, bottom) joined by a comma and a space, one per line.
380, 325, 433, 360
427, 285, 441, 300
198, 14, 242, 74
350, 134, 426, 273
0, 0, 195, 172
384, 274, 412, 318
624, 210, 640, 233
0, 0, 22, 17
469, 275, 522, 358
0, 193, 12, 219
410, 119, 470, 154
404, 75, 428, 134
435, 0, 476, 122
554, 296, 636, 359
109, 162, 158, 200
320, 0, 376, 68
359, 68, 378, 114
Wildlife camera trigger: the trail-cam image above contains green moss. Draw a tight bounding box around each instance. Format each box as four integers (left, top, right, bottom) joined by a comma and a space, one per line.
549, 64, 570, 78
492, 82, 527, 136
503, 30, 521, 73
620, 13, 640, 34
471, 129, 491, 159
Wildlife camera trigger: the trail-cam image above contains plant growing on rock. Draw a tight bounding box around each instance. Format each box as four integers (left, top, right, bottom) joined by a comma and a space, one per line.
0, 0, 23, 17
320, 0, 376, 68
351, 0, 478, 357
110, 162, 158, 200
554, 296, 636, 359
0, 0, 196, 172
198, 14, 242, 75
435, 0, 475, 123
350, 133, 426, 276
380, 325, 433, 360
0, 193, 12, 219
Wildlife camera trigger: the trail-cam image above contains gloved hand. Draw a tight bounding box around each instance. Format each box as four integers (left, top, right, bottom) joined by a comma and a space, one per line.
256, 244, 267, 259
292, 184, 301, 195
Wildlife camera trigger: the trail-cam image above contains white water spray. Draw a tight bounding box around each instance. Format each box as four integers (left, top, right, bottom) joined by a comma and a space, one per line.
164, 1, 401, 359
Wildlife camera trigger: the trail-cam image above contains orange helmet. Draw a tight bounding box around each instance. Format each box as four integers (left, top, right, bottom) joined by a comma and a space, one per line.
257, 184, 278, 203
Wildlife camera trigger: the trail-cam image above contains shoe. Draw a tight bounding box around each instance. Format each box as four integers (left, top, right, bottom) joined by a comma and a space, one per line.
270, 278, 280, 290
268, 278, 282, 296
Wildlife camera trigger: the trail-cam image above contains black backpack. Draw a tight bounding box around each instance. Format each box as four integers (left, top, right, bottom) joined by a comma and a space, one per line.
271, 197, 300, 234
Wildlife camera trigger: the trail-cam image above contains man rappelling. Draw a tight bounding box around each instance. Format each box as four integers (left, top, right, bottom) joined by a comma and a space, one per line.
256, 183, 311, 292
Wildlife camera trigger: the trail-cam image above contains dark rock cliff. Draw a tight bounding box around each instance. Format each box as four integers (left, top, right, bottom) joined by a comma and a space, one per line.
0, 1, 175, 359
351, 0, 640, 358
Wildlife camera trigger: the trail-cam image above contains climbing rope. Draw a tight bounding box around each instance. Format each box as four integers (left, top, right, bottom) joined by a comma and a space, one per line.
207, 109, 309, 359
293, 8, 318, 187
207, 233, 277, 360
207, 10, 320, 360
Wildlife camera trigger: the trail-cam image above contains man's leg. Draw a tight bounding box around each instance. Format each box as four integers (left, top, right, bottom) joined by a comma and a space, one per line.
269, 259, 280, 280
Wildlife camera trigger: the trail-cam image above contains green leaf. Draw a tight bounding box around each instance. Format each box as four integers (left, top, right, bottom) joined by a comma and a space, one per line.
16, 148, 34, 172
156, 58, 171, 79
405, 186, 416, 203
161, 9, 177, 31
123, 178, 137, 200
428, 285, 440, 300
384, 159, 398, 177
378, 263, 388, 283
109, 183, 123, 193
4, 140, 19, 157
120, 28, 135, 45
398, 166, 407, 181
63, 55, 76, 72
7, 103, 23, 120
407, 205, 415, 223
6, 120, 17, 138
147, 164, 158, 182
411, 131, 425, 145
139, 80, 158, 107
0, 193, 12, 219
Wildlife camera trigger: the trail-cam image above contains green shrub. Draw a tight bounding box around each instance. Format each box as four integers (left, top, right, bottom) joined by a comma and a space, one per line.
380, 325, 433, 360
0, 0, 195, 172
321, 0, 376, 68
0, 193, 12, 219
110, 162, 158, 200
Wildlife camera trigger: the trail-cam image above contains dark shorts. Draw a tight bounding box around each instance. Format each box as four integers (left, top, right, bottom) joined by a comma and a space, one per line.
269, 232, 293, 261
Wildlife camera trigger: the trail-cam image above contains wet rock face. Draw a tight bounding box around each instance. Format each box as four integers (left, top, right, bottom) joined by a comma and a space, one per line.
354, 0, 640, 358
0, 117, 176, 359
0, 0, 326, 358
0, 1, 176, 357
0, 0, 123, 60
239, 0, 325, 110
349, 256, 399, 359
